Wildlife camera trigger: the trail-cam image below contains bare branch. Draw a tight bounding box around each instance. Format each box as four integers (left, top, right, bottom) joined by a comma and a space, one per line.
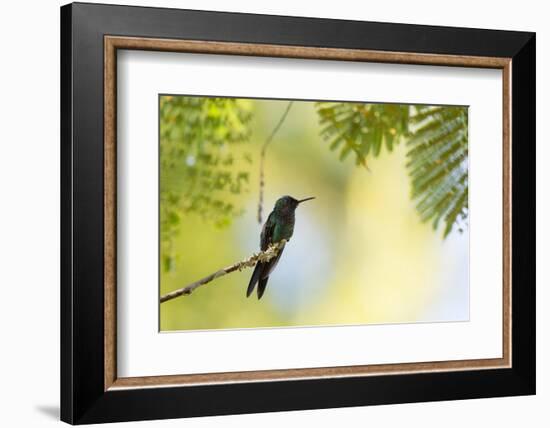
159, 240, 287, 303
257, 101, 293, 224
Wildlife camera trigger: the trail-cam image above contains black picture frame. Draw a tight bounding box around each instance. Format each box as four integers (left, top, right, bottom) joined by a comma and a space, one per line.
61, 2, 535, 424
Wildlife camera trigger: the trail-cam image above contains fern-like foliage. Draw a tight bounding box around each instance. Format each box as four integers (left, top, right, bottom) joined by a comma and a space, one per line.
160, 95, 253, 271
317, 102, 409, 167
406, 106, 468, 237
316, 102, 468, 237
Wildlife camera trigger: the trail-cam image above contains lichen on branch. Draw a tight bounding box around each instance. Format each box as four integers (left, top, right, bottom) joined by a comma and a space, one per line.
159, 239, 287, 303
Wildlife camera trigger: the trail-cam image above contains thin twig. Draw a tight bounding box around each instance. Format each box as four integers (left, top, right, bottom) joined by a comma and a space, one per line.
257, 101, 293, 224
159, 240, 287, 303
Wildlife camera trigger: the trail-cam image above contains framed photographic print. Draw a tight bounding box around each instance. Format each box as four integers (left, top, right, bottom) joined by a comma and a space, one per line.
60, 2, 536, 424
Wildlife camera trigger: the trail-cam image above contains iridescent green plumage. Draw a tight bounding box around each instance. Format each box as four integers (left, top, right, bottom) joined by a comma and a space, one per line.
247, 195, 314, 299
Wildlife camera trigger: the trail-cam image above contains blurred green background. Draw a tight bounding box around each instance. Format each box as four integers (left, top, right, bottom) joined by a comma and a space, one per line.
159, 95, 469, 331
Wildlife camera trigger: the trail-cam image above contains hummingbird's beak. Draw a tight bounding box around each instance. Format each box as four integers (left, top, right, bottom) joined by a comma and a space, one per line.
297, 197, 315, 204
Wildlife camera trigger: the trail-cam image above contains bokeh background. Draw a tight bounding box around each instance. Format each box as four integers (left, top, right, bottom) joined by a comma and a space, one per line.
159, 96, 469, 331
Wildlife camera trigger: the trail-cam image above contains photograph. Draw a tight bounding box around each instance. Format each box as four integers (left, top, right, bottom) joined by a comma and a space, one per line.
159, 95, 469, 331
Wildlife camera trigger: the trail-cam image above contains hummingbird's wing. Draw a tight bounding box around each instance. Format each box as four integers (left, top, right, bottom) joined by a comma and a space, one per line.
259, 211, 275, 250
256, 245, 285, 299
259, 242, 285, 279
247, 212, 278, 298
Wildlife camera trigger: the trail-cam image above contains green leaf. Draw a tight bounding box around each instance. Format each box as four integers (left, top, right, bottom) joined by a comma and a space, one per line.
315, 102, 409, 163
407, 106, 468, 237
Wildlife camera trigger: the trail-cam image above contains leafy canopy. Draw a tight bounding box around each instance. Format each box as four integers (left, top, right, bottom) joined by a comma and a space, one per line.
159, 96, 469, 275
160, 95, 253, 271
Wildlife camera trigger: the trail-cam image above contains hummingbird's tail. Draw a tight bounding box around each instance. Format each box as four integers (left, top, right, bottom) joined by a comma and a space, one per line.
246, 262, 269, 299
246, 262, 263, 297
257, 277, 269, 300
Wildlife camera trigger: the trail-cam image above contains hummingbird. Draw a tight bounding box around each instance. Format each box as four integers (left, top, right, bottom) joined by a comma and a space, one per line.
247, 195, 315, 300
